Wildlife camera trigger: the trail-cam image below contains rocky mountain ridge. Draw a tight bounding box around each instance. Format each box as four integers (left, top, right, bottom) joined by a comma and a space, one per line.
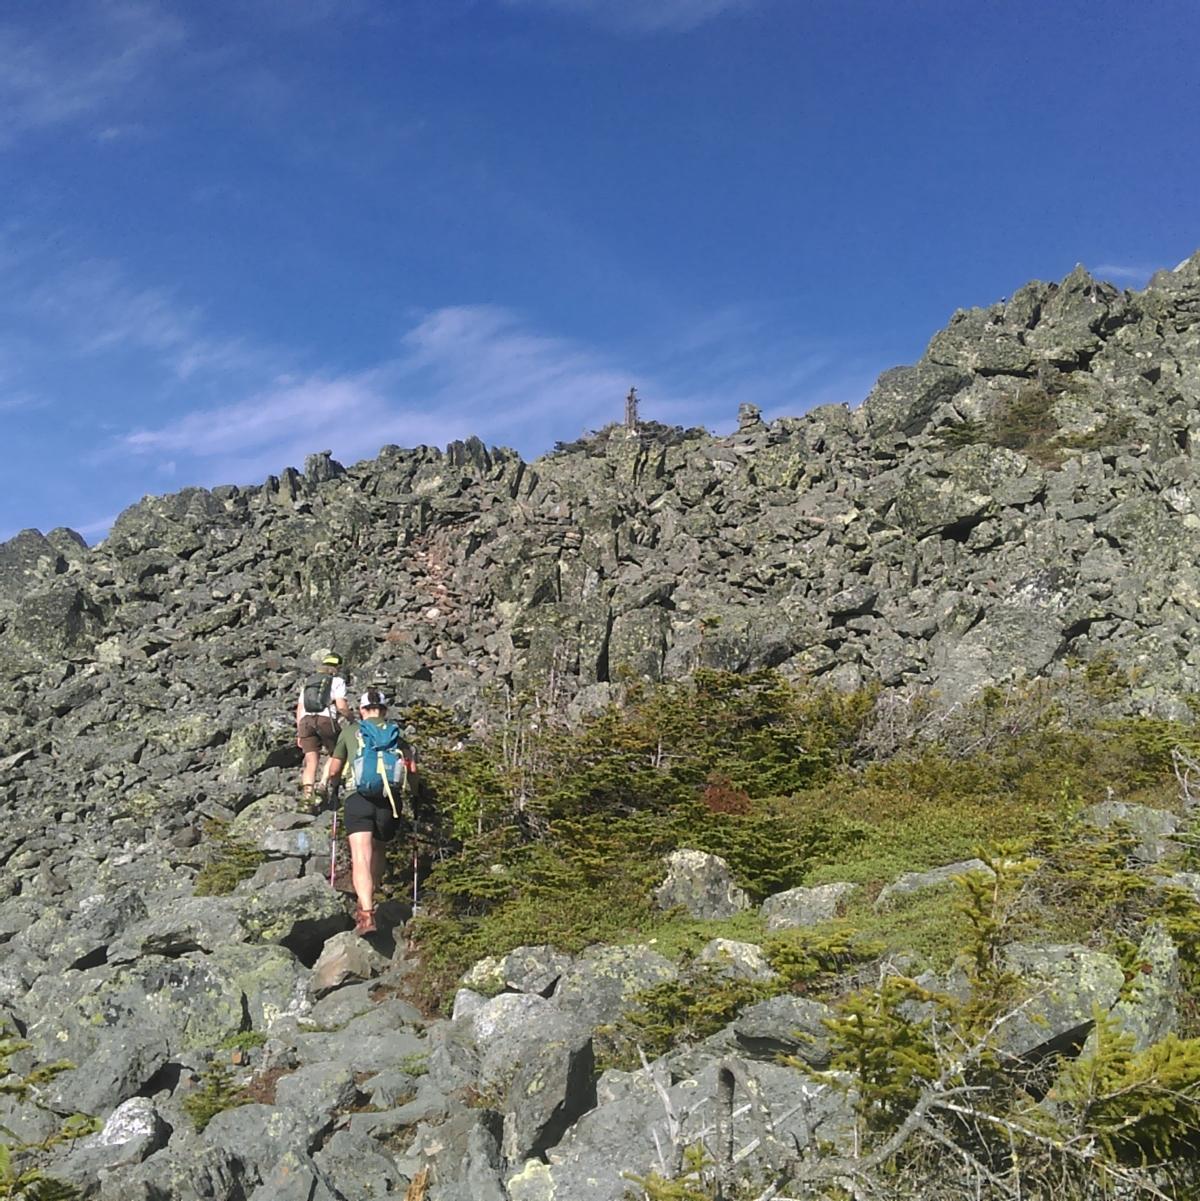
5, 252, 1200, 757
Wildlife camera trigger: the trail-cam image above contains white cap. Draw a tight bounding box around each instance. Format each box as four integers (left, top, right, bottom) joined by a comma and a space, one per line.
359, 690, 388, 708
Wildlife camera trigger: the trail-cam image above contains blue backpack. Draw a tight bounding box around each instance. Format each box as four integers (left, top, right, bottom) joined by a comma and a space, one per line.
352, 721, 411, 816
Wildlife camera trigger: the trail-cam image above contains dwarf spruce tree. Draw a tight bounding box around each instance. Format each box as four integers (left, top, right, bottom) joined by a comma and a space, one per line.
0, 1027, 97, 1201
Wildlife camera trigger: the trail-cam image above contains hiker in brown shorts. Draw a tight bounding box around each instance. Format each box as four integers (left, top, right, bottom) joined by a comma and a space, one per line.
295, 652, 350, 801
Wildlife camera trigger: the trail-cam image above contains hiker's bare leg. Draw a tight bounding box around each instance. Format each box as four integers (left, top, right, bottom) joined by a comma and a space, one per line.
348, 831, 376, 913
372, 838, 386, 894
301, 749, 320, 791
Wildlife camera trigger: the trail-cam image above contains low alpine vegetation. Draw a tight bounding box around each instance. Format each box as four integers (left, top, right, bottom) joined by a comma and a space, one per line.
194, 819, 265, 897
403, 668, 1192, 1002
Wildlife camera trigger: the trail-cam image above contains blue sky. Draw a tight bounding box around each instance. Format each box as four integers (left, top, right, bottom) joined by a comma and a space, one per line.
1, 0, 1197, 542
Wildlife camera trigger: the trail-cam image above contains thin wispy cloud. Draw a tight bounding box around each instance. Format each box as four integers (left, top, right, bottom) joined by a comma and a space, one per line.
73, 512, 121, 540
95, 123, 149, 143
7, 250, 277, 382
110, 307, 637, 485
0, 1, 184, 146
108, 301, 878, 502
1093, 262, 1158, 289
398, 305, 634, 426
0, 392, 44, 415
500, 0, 756, 34
109, 370, 473, 500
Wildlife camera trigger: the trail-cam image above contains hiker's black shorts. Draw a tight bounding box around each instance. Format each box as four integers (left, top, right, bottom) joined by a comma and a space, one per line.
342, 792, 401, 842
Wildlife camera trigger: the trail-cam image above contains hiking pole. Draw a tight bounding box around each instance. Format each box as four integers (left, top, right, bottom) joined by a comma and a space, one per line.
329, 808, 338, 889
411, 844, 420, 916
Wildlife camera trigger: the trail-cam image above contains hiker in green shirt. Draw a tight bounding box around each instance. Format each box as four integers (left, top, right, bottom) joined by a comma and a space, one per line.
326, 689, 415, 935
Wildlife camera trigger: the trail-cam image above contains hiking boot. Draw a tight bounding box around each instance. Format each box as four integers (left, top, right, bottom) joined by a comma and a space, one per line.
354, 907, 377, 936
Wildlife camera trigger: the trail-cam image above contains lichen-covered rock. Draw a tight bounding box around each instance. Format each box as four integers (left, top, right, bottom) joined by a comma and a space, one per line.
1092, 923, 1179, 1053
108, 895, 243, 961
653, 849, 750, 920
312, 1130, 409, 1201
0, 528, 66, 601
201, 1104, 311, 1193
272, 1062, 361, 1138
513, 1058, 855, 1201
761, 882, 856, 929
8, 585, 103, 660
729, 995, 835, 1067
57, 1096, 170, 1185
101, 1143, 244, 1201
237, 876, 350, 959
998, 943, 1125, 1059
459, 989, 602, 1161
461, 944, 574, 997
247, 1149, 341, 1201
696, 938, 777, 982
553, 945, 679, 1031
404, 1110, 507, 1201
291, 1001, 427, 1075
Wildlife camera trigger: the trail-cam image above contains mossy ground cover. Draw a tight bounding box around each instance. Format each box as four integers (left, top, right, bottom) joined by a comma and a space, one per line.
399, 669, 1199, 1010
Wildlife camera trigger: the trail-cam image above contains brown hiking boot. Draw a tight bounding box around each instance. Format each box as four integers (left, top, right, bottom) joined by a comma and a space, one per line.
354, 907, 377, 936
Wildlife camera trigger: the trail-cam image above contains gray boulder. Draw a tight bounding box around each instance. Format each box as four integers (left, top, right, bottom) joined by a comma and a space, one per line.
1080, 801, 1182, 864
237, 876, 351, 960
876, 859, 992, 910
312, 1130, 409, 1200
729, 994, 835, 1068
100, 1144, 245, 1201
201, 1104, 311, 1191
247, 1150, 340, 1201
451, 987, 487, 1020
404, 1110, 507, 1201
511, 1057, 854, 1201
309, 930, 391, 997
306, 978, 422, 1029
696, 938, 777, 983
997, 943, 1125, 1060
553, 944, 679, 1030
53, 1096, 171, 1191
653, 850, 750, 919
272, 1062, 361, 1139
1091, 923, 1179, 1053
108, 895, 244, 961
762, 882, 856, 929
0, 528, 66, 601
291, 1001, 427, 1075
208, 942, 310, 1031
461, 944, 574, 997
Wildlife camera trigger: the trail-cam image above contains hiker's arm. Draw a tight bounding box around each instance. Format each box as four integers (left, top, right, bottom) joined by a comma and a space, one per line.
295, 695, 304, 746
330, 677, 350, 721
327, 726, 352, 787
